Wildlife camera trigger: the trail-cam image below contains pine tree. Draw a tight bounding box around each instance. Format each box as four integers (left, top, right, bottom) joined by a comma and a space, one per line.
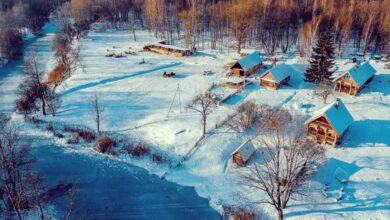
305, 26, 336, 85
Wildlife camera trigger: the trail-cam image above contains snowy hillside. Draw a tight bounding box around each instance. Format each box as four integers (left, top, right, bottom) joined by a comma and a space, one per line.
1, 26, 390, 219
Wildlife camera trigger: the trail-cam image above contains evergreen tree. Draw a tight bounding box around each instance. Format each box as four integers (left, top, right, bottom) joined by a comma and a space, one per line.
305, 26, 336, 85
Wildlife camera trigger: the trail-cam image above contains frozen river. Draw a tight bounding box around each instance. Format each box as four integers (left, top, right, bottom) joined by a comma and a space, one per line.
34, 145, 220, 219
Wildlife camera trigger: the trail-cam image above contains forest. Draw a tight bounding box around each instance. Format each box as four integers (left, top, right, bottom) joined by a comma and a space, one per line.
1, 0, 390, 61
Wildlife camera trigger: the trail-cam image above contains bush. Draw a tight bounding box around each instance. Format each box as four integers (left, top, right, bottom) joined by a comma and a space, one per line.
55, 133, 64, 138
78, 130, 95, 142
152, 153, 163, 163
223, 205, 259, 220
46, 124, 54, 132
131, 143, 150, 157
47, 63, 67, 86
64, 126, 80, 133
66, 134, 79, 144
0, 28, 23, 59
96, 136, 116, 154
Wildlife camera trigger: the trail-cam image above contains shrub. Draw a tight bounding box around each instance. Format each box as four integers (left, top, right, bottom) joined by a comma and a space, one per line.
131, 143, 150, 157
46, 124, 54, 132
152, 153, 163, 163
66, 134, 79, 144
78, 130, 95, 142
55, 133, 64, 138
64, 126, 81, 133
96, 136, 116, 154
47, 63, 67, 86
223, 205, 259, 220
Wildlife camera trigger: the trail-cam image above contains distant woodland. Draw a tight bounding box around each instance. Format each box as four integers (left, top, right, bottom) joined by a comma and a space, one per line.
1, 0, 390, 60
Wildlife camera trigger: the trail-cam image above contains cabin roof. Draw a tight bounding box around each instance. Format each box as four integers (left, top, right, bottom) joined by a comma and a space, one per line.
231, 140, 256, 162
232, 52, 263, 72
222, 77, 246, 84
146, 43, 190, 52
305, 100, 353, 136
335, 62, 376, 87
260, 63, 291, 83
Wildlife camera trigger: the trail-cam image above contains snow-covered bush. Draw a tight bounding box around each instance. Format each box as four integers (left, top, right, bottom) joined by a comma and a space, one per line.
131, 143, 150, 157
96, 136, 116, 154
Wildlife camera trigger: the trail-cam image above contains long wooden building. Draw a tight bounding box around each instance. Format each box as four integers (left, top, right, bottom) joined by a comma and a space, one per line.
259, 63, 292, 90
304, 99, 353, 146
230, 52, 263, 77
333, 62, 376, 96
143, 42, 193, 57
231, 140, 256, 167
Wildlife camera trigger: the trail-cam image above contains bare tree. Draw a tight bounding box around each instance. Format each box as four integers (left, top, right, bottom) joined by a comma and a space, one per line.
187, 92, 217, 136
227, 101, 269, 133
45, 87, 61, 117
16, 53, 49, 117
91, 93, 103, 134
0, 115, 46, 220
242, 118, 325, 220
318, 79, 333, 104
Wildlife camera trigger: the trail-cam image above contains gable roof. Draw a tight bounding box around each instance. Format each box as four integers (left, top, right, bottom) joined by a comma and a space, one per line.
260, 63, 291, 83
305, 99, 353, 136
145, 43, 190, 52
231, 140, 256, 162
231, 52, 263, 72
335, 62, 376, 87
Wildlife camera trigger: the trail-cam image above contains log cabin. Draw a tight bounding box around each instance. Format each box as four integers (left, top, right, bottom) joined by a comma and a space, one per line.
231, 140, 256, 167
259, 63, 292, 90
304, 99, 353, 146
230, 52, 263, 77
333, 62, 376, 96
143, 43, 193, 57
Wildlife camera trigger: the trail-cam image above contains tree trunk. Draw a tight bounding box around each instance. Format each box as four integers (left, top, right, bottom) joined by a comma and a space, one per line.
41, 97, 46, 115
277, 209, 284, 220
202, 115, 206, 135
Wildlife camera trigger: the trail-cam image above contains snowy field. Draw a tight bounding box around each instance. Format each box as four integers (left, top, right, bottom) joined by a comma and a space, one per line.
1, 24, 390, 219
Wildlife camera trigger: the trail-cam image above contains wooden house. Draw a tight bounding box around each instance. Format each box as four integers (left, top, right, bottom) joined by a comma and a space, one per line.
143, 43, 192, 57
259, 63, 292, 90
230, 52, 263, 77
304, 99, 353, 146
333, 62, 376, 96
221, 77, 251, 90
231, 140, 256, 167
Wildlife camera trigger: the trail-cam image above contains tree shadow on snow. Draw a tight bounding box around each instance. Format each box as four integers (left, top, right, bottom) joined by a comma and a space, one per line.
342, 119, 390, 147
60, 62, 182, 96
285, 158, 390, 218
285, 195, 390, 218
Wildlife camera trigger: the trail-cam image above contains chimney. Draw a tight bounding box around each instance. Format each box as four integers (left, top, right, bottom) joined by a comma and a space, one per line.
334, 98, 341, 109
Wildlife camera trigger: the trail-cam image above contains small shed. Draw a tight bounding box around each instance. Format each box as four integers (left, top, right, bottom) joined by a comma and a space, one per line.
333, 62, 376, 96
304, 99, 353, 146
143, 43, 192, 57
259, 63, 292, 90
221, 77, 250, 90
230, 52, 263, 77
231, 140, 256, 167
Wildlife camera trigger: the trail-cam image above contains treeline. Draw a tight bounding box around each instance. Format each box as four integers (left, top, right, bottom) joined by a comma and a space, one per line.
0, 0, 66, 61
67, 0, 390, 56
1, 0, 390, 60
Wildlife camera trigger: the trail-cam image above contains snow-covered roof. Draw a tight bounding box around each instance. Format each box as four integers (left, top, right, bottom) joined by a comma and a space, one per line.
305, 99, 353, 136
240, 49, 257, 55
233, 52, 263, 71
260, 63, 291, 83
222, 77, 246, 84
231, 140, 256, 162
335, 62, 376, 87
146, 43, 190, 52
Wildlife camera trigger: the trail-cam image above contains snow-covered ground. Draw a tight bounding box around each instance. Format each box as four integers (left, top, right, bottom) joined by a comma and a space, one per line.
1, 25, 390, 219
